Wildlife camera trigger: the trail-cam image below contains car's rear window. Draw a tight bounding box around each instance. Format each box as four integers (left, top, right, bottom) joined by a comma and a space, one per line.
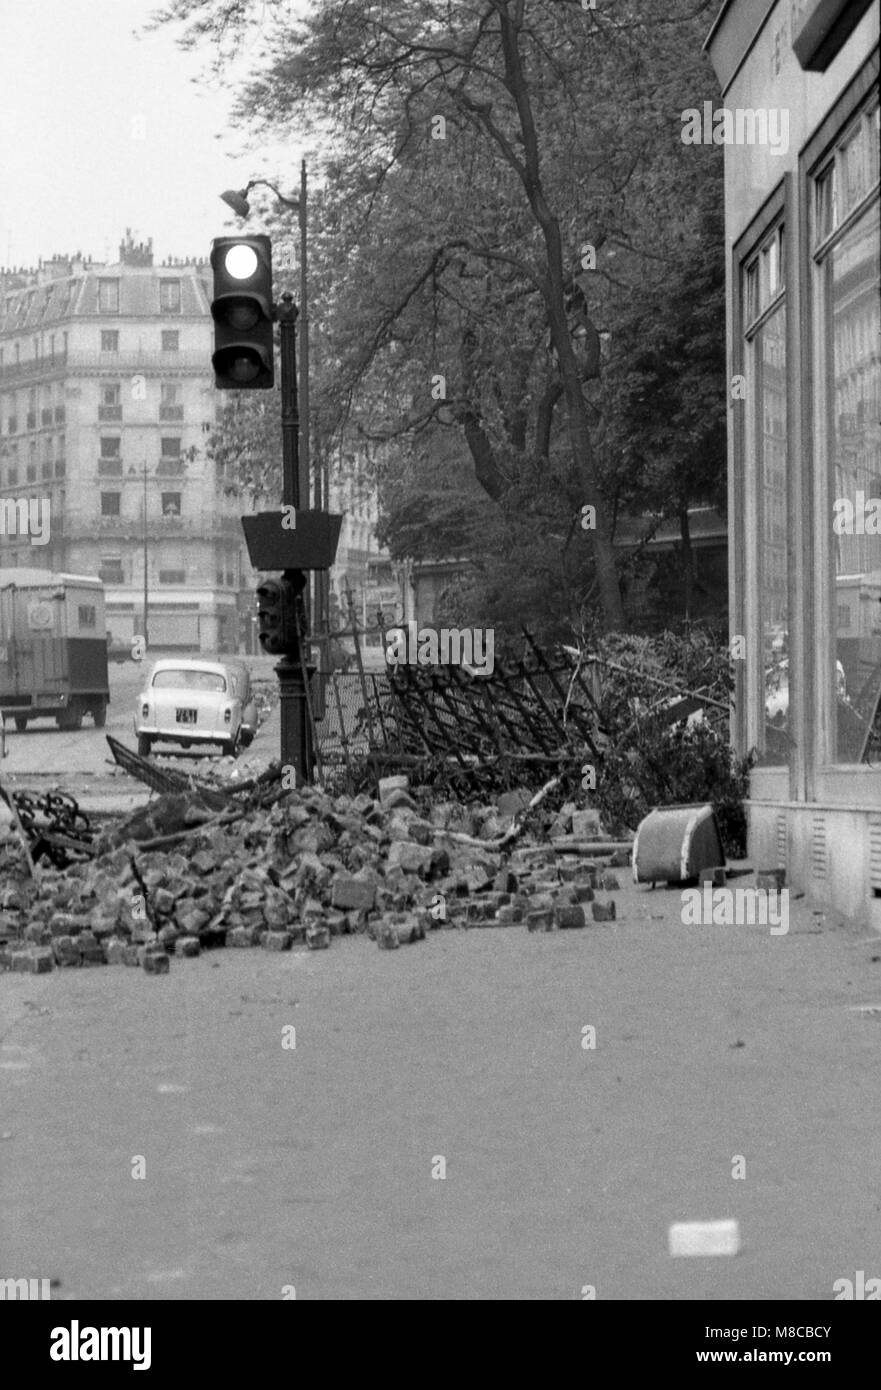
152, 670, 226, 693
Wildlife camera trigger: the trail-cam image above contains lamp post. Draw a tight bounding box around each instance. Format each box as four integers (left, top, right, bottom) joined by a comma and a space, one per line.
128, 460, 149, 644
220, 165, 330, 753
143, 457, 149, 647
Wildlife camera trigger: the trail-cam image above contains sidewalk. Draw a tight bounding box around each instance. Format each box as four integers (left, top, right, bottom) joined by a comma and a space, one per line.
2, 870, 879, 1299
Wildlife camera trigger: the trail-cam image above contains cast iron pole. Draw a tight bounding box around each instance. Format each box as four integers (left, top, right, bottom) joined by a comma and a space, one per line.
276, 291, 312, 783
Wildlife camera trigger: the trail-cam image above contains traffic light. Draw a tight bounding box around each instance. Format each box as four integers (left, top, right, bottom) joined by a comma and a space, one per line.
210, 235, 274, 389
256, 576, 298, 655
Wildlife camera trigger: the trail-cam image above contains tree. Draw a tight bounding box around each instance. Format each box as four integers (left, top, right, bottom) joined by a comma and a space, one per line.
158, 0, 721, 635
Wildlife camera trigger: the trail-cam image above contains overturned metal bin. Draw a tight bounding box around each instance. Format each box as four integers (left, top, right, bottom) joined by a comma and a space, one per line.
632, 803, 725, 885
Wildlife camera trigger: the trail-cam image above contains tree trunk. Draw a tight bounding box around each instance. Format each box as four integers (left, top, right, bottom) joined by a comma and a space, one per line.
495, 1, 624, 631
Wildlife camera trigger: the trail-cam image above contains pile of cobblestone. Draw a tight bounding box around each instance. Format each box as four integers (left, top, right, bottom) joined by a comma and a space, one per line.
0, 777, 628, 975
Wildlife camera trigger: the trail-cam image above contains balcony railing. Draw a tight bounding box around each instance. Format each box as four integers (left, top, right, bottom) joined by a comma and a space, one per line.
0, 351, 68, 383
0, 349, 208, 383
159, 405, 184, 420
97, 458, 123, 476
61, 511, 244, 540
98, 405, 123, 421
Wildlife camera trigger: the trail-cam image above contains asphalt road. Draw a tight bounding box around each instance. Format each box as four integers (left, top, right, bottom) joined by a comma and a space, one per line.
0, 658, 281, 810
2, 884, 880, 1301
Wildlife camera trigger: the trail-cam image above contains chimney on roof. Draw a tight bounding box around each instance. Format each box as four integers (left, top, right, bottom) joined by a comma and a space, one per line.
119, 228, 154, 267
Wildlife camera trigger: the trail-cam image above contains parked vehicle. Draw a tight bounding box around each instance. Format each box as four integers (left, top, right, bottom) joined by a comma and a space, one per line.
0, 568, 110, 731
134, 658, 258, 758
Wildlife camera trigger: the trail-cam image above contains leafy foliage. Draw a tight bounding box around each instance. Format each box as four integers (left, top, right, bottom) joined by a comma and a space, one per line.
584, 630, 751, 854
159, 0, 726, 640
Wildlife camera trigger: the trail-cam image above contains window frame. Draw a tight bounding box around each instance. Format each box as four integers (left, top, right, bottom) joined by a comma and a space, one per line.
799, 55, 881, 800
159, 279, 181, 314
732, 183, 789, 774
98, 278, 120, 314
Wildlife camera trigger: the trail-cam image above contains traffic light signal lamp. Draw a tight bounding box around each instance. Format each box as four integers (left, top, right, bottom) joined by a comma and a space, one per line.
210, 235, 275, 389
256, 572, 304, 655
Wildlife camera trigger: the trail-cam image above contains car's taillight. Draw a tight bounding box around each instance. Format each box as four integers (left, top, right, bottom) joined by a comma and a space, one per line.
141, 703, 150, 718
223, 707, 232, 723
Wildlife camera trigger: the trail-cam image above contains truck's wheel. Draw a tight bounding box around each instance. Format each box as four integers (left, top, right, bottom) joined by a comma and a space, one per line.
137, 735, 153, 757
14, 716, 28, 733
92, 700, 107, 728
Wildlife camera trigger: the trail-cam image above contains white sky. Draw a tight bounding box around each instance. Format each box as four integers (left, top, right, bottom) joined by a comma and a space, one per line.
0, 0, 306, 268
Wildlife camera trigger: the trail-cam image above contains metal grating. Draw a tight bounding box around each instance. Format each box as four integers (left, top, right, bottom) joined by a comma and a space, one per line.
811, 815, 827, 880
869, 816, 881, 890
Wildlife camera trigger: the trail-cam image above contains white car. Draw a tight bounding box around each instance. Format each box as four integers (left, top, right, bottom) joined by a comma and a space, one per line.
135, 658, 258, 758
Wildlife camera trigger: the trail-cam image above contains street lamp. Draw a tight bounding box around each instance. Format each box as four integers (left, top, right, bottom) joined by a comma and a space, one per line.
221, 163, 331, 707
128, 459, 149, 646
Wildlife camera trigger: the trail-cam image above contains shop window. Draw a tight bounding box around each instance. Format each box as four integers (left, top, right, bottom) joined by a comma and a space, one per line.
743, 222, 788, 765
813, 102, 881, 763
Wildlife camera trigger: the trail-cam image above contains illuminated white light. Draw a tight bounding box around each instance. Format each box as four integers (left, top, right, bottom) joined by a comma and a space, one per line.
224, 244, 259, 280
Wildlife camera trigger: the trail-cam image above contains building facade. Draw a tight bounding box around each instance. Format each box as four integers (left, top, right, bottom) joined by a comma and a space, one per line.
0, 232, 248, 654
705, 0, 879, 920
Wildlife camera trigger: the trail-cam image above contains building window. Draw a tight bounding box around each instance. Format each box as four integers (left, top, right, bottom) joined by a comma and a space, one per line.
161, 330, 180, 352
160, 383, 183, 420
743, 221, 787, 766
100, 330, 119, 352
813, 99, 881, 764
99, 556, 124, 584
78, 605, 96, 628
159, 569, 186, 584
7, 464, 17, 486
98, 279, 120, 314
159, 280, 181, 314
161, 492, 182, 516
99, 383, 122, 421
160, 437, 182, 461
99, 435, 122, 476
101, 492, 121, 517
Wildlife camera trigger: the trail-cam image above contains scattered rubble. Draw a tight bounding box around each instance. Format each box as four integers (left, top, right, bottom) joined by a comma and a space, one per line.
0, 771, 630, 976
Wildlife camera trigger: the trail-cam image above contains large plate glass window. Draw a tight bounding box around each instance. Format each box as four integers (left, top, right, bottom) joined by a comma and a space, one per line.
813, 99, 881, 763
743, 222, 787, 764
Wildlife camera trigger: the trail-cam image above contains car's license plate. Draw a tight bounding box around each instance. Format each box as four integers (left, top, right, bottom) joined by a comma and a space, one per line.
176, 708, 197, 724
